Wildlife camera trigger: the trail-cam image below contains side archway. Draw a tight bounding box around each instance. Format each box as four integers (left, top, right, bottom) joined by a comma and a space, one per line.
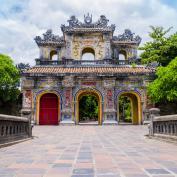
117, 91, 142, 125
50, 50, 58, 60
75, 89, 103, 125
36, 91, 61, 125
119, 50, 127, 60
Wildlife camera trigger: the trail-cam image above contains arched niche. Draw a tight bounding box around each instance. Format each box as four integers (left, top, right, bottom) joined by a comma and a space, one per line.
81, 48, 95, 60
50, 50, 58, 60
119, 50, 127, 60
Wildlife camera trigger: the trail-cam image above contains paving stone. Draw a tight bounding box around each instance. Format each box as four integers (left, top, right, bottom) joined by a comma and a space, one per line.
72, 168, 94, 174
96, 175, 121, 177
0, 168, 16, 175
71, 175, 94, 177
145, 168, 170, 175
19, 168, 46, 175
77, 159, 93, 163
1, 126, 177, 177
53, 163, 72, 168
151, 176, 175, 177
123, 174, 149, 177
168, 168, 177, 174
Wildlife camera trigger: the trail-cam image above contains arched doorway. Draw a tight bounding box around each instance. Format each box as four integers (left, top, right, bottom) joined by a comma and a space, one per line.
79, 95, 98, 123
39, 93, 59, 125
119, 50, 127, 60
81, 48, 95, 61
119, 96, 132, 123
75, 89, 102, 125
50, 50, 58, 60
117, 92, 142, 125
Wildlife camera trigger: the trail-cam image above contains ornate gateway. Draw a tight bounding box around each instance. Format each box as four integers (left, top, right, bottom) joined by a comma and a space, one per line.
21, 14, 155, 125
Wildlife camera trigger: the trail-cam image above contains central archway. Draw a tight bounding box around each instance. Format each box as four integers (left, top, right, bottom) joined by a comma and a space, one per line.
79, 94, 98, 123
75, 89, 102, 125
81, 47, 95, 61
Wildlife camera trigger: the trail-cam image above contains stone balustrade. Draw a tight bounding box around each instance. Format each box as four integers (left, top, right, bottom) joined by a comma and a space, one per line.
149, 108, 177, 139
0, 114, 32, 145
153, 115, 177, 135
35, 58, 141, 66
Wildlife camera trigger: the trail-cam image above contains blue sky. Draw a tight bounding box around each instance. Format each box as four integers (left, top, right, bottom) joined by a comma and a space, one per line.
0, 0, 177, 65
160, 0, 177, 7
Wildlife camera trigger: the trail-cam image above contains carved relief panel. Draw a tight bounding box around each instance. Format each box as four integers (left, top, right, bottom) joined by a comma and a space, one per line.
81, 81, 97, 88
104, 80, 115, 88
116, 79, 143, 89
21, 79, 34, 89
23, 90, 32, 108
106, 89, 114, 109
62, 76, 75, 87
72, 34, 105, 60
37, 78, 59, 88
103, 79, 115, 111
64, 89, 72, 108
72, 41, 80, 59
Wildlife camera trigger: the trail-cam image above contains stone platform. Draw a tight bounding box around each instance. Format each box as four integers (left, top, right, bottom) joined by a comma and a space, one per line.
0, 125, 177, 177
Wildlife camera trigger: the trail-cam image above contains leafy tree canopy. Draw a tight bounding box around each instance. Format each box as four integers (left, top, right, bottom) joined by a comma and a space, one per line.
79, 95, 98, 121
148, 57, 177, 103
0, 54, 20, 102
140, 26, 177, 66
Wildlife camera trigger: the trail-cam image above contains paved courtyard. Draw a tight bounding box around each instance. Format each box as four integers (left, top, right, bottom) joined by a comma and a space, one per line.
1, 125, 177, 177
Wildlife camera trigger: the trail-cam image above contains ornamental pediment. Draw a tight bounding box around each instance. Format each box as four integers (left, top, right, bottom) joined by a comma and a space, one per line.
61, 13, 115, 33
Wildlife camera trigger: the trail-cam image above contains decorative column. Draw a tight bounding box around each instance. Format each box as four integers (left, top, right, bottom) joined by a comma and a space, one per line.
21, 78, 34, 132
65, 34, 73, 59
60, 76, 75, 125
103, 79, 118, 125
56, 47, 60, 60
103, 34, 111, 59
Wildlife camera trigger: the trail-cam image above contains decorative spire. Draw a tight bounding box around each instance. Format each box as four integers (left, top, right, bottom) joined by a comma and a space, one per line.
113, 29, 142, 45
84, 13, 92, 24
34, 29, 64, 46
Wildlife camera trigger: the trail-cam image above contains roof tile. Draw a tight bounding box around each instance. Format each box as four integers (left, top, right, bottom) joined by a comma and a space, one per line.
24, 66, 154, 75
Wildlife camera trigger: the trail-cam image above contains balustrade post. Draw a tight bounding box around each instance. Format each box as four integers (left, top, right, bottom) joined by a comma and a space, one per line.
175, 123, 177, 135
21, 109, 32, 137
149, 108, 160, 136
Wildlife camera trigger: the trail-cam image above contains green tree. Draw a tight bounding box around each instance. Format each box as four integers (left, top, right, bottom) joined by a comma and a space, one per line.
79, 95, 98, 121
119, 96, 132, 122
147, 57, 177, 103
140, 26, 177, 66
0, 54, 20, 103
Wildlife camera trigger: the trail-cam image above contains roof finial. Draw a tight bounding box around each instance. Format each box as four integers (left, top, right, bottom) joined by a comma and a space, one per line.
84, 13, 92, 24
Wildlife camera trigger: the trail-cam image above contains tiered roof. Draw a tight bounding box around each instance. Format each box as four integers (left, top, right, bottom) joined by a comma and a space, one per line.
24, 66, 154, 76
34, 14, 141, 47
112, 29, 142, 45
34, 29, 64, 47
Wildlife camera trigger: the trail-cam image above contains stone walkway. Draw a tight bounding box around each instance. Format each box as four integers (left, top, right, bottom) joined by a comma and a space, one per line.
0, 125, 177, 177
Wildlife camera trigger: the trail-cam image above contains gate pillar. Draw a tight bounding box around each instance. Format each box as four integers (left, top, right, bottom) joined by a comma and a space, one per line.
103, 80, 118, 125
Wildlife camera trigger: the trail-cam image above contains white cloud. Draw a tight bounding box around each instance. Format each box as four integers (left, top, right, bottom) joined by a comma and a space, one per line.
0, 0, 177, 65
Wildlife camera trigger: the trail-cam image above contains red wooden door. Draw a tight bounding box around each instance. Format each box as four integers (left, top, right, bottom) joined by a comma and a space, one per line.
39, 93, 59, 125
